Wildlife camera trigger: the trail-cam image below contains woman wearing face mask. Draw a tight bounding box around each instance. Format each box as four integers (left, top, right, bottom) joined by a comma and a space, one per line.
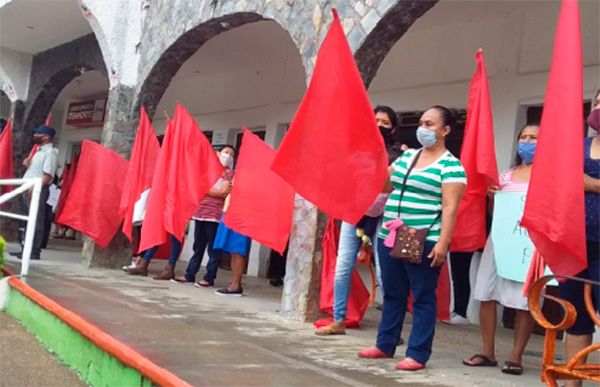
358, 106, 466, 371
173, 145, 235, 286
315, 105, 404, 336
556, 90, 600, 387
463, 124, 540, 375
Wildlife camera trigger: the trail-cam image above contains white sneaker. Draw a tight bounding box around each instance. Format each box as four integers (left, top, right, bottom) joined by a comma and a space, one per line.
443, 312, 470, 325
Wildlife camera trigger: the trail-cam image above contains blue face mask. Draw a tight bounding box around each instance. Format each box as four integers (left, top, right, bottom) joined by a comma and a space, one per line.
518, 142, 536, 164
416, 126, 437, 148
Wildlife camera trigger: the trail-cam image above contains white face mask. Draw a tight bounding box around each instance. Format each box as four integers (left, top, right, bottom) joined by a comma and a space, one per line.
220, 153, 234, 169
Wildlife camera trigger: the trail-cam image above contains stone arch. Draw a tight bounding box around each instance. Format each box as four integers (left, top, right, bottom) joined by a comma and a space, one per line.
136, 12, 306, 120
22, 34, 107, 135
78, 0, 114, 81
353, 0, 439, 88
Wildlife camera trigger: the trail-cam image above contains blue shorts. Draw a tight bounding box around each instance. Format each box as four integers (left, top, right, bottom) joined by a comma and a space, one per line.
213, 219, 251, 257
557, 241, 600, 335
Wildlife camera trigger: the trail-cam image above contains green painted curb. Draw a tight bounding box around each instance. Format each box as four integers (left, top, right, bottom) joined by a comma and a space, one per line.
6, 288, 153, 387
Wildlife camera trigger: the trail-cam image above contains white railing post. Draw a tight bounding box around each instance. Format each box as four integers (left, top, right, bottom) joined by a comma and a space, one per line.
0, 178, 43, 277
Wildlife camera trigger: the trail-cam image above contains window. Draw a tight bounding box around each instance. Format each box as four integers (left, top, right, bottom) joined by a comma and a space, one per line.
234, 129, 266, 150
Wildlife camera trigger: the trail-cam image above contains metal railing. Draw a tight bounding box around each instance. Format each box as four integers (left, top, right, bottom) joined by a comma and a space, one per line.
0, 178, 43, 277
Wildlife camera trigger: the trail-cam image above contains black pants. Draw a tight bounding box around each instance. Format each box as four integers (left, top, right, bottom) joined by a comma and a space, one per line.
449, 252, 474, 318
41, 204, 53, 248
267, 247, 288, 280
21, 186, 49, 258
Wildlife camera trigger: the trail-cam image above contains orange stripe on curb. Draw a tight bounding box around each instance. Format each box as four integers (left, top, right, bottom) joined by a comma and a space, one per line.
5, 270, 192, 387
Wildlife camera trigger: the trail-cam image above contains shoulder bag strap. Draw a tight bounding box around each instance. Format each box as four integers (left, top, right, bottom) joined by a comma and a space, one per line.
397, 150, 422, 217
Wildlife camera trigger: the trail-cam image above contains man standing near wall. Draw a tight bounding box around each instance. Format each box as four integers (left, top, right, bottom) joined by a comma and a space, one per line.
11, 125, 58, 260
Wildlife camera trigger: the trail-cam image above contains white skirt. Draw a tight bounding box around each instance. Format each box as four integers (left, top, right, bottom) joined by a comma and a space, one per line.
472, 237, 530, 311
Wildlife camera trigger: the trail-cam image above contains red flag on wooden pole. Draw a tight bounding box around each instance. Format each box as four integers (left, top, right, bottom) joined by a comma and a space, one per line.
56, 140, 128, 247
139, 104, 223, 251
54, 154, 80, 222
451, 50, 499, 252
520, 0, 587, 277
224, 129, 295, 254
119, 107, 160, 241
139, 118, 174, 252
271, 9, 388, 225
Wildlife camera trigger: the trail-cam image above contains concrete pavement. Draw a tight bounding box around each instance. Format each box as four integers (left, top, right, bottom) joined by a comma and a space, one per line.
4, 239, 596, 386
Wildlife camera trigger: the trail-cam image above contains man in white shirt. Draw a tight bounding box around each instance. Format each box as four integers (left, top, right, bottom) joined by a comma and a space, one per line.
12, 125, 59, 260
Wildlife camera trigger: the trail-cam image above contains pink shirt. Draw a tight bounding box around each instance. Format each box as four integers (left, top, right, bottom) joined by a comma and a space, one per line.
499, 168, 529, 193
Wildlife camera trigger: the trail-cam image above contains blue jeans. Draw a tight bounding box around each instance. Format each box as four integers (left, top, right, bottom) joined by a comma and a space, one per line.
332, 221, 383, 322
333, 222, 362, 321
376, 238, 440, 364
142, 234, 182, 265
184, 220, 221, 283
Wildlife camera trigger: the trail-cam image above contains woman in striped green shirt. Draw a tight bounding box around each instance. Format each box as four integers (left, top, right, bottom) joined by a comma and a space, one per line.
359, 106, 466, 371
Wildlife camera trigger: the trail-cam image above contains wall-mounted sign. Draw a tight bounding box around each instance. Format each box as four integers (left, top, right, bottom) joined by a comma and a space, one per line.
66, 98, 107, 127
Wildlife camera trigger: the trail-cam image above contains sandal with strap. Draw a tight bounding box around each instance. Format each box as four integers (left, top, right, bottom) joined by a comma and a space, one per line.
315, 323, 346, 336
501, 361, 523, 375
358, 347, 392, 359
463, 353, 498, 367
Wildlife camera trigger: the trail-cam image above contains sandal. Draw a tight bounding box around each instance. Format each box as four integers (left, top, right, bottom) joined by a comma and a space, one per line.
463, 354, 498, 367
315, 323, 345, 336
194, 280, 214, 287
501, 361, 523, 375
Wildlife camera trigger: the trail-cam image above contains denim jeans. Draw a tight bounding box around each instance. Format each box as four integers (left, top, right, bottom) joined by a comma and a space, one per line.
142, 234, 182, 265
376, 238, 440, 364
332, 221, 383, 322
184, 220, 220, 283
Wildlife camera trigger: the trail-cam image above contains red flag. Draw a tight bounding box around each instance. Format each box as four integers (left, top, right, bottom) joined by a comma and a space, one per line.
27, 144, 40, 160
451, 50, 499, 252
54, 154, 80, 222
224, 129, 294, 254
520, 0, 587, 277
271, 10, 387, 225
314, 218, 371, 328
0, 119, 14, 194
44, 113, 52, 126
139, 118, 174, 251
119, 107, 160, 241
139, 104, 223, 251
56, 140, 128, 247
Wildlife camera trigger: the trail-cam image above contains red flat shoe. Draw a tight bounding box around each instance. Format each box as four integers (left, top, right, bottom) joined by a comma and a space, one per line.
358, 347, 392, 359
396, 358, 426, 371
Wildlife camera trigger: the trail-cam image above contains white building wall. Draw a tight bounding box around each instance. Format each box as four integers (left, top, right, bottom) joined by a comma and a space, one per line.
0, 47, 32, 101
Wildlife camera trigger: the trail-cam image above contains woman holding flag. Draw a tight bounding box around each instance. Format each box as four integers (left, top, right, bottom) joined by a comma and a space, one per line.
463, 124, 540, 375
358, 105, 466, 371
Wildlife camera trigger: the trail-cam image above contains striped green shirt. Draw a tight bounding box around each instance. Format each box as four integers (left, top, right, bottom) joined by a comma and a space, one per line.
379, 149, 467, 242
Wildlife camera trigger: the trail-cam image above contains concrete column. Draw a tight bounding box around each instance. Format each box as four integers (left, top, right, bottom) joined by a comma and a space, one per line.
81, 84, 136, 269
0, 100, 26, 241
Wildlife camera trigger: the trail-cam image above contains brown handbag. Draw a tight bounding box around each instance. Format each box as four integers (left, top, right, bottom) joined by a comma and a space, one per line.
388, 150, 441, 264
